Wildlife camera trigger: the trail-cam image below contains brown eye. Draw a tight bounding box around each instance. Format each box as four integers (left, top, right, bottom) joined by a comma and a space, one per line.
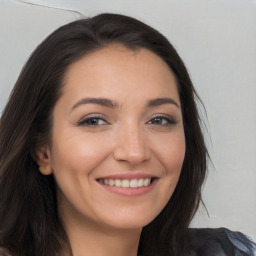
147, 116, 176, 125
77, 115, 109, 126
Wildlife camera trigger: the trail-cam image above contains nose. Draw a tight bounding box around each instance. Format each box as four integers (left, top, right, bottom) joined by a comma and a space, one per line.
113, 123, 151, 165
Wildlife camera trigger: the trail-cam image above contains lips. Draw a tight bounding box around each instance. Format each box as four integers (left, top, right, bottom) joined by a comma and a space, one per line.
96, 174, 158, 196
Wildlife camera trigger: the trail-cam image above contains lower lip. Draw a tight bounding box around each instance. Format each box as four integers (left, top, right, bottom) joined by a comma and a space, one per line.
97, 179, 158, 196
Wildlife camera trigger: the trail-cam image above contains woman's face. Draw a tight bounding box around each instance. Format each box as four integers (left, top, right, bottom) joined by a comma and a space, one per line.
39, 44, 186, 231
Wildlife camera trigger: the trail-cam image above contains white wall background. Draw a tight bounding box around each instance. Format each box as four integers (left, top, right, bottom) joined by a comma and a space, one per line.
1, 0, 255, 240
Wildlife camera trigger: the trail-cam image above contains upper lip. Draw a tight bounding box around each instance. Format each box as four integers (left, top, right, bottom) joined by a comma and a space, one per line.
96, 173, 159, 180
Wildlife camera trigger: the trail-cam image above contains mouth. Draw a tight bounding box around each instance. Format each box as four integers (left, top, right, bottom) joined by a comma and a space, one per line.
97, 177, 156, 188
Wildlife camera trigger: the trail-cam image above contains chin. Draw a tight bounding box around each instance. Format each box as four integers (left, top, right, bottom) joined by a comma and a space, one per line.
95, 206, 161, 231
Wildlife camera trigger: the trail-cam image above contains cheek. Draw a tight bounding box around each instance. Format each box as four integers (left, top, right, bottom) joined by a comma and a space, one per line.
154, 131, 186, 174
161, 136, 186, 201
165, 141, 185, 173
49, 130, 112, 176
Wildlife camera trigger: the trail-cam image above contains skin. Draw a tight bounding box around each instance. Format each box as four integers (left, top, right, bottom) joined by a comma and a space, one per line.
37, 44, 186, 256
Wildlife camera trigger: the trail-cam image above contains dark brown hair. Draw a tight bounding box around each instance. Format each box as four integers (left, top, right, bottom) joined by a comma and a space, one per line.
0, 13, 207, 256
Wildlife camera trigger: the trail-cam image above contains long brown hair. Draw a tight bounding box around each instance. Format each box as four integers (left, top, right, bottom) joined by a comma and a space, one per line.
0, 13, 208, 256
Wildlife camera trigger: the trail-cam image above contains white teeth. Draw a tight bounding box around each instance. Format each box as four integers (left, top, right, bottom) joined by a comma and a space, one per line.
138, 179, 144, 187
122, 179, 130, 188
130, 179, 138, 188
143, 178, 150, 186
100, 178, 153, 188
109, 179, 115, 186
115, 179, 122, 187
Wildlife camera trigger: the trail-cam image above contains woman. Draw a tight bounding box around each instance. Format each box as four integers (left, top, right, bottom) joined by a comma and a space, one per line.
0, 13, 255, 256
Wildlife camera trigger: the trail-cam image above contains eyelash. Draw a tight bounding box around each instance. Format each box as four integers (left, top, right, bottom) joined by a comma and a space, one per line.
147, 115, 177, 126
77, 114, 109, 126
77, 114, 177, 127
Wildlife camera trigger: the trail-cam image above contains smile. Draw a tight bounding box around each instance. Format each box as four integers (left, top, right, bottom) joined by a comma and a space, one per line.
98, 178, 153, 188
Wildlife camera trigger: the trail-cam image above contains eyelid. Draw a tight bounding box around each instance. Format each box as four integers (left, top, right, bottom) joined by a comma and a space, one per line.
146, 114, 177, 125
77, 113, 109, 126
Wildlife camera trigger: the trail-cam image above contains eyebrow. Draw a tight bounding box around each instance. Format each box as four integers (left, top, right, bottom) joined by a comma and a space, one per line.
71, 97, 180, 112
147, 98, 180, 108
71, 97, 119, 111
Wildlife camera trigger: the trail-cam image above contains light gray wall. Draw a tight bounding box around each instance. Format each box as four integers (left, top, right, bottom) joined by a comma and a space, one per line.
1, 0, 255, 240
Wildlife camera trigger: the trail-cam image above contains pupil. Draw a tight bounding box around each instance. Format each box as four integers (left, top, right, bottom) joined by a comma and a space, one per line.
89, 119, 98, 125
154, 118, 161, 124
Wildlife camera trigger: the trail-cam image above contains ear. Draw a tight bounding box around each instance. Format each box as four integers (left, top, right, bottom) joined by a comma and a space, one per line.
36, 145, 53, 175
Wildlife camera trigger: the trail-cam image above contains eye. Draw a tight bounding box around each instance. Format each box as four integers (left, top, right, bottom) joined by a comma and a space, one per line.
147, 115, 176, 126
77, 115, 109, 126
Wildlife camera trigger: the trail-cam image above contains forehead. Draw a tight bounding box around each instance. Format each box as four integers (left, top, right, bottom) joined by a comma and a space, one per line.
61, 44, 179, 103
